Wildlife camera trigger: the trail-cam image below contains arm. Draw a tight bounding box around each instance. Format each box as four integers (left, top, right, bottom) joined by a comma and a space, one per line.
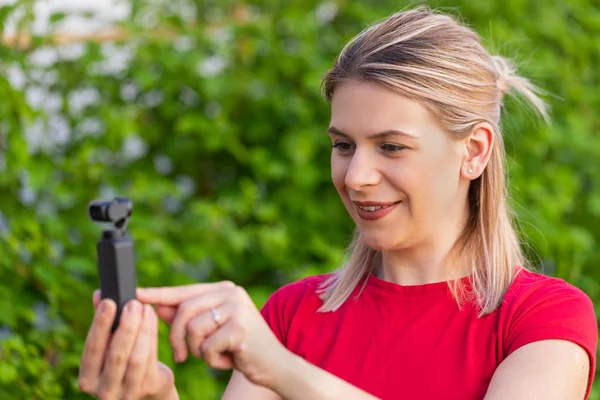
484, 339, 590, 400
222, 370, 283, 400
222, 340, 588, 400
269, 351, 379, 400
222, 351, 378, 400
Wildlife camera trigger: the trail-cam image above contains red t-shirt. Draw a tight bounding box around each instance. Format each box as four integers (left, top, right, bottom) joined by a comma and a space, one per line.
260, 268, 598, 399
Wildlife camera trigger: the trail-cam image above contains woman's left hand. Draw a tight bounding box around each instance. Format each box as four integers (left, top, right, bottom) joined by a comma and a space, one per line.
136, 281, 288, 388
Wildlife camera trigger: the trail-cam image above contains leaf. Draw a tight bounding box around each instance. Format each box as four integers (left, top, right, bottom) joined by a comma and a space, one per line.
0, 362, 18, 384
49, 12, 67, 25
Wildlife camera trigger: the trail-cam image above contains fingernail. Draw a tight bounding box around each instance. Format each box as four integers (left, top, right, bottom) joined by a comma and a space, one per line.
126, 300, 139, 314
98, 299, 112, 313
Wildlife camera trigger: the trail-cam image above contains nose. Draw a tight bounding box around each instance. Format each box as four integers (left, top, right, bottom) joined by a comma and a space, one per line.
344, 150, 381, 191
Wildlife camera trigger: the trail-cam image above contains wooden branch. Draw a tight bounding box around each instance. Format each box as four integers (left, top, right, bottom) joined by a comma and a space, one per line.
1, 27, 181, 49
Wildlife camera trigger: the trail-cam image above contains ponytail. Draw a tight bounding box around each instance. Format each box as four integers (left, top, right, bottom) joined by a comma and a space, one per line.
490, 55, 550, 123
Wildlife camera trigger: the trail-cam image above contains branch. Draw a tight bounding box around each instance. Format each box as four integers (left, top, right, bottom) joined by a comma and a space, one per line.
1, 27, 179, 49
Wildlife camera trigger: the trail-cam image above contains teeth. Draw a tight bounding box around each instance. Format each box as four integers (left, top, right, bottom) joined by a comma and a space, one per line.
358, 205, 388, 211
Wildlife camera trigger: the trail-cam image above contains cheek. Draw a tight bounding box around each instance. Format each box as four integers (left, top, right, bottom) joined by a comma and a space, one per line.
416, 155, 461, 213
393, 159, 440, 213
331, 157, 347, 193
331, 158, 356, 215
385, 158, 418, 200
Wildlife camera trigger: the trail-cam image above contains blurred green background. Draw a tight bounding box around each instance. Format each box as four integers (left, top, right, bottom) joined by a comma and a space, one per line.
0, 0, 599, 398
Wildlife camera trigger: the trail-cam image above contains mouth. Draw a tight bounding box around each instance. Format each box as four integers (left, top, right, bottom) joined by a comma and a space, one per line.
352, 200, 401, 221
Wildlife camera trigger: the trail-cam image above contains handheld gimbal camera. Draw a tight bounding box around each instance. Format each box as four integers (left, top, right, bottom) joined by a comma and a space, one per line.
88, 197, 137, 332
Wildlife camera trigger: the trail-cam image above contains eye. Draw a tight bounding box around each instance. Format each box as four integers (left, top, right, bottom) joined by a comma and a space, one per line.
381, 143, 405, 153
332, 141, 355, 153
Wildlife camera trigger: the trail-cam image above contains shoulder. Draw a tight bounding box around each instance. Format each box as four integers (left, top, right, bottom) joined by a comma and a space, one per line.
500, 267, 597, 364
269, 273, 330, 302
259, 274, 331, 346
497, 268, 598, 399
503, 267, 594, 312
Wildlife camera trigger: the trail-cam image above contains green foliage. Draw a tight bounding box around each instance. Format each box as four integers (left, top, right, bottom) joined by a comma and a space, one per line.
0, 0, 598, 398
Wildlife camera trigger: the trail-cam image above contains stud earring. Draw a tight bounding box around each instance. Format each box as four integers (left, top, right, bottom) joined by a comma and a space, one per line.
468, 168, 473, 174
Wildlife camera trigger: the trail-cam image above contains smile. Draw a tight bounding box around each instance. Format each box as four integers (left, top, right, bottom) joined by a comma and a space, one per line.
357, 204, 392, 211
354, 201, 401, 221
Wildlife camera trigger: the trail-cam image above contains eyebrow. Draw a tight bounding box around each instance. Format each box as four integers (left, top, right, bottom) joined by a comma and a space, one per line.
327, 126, 418, 140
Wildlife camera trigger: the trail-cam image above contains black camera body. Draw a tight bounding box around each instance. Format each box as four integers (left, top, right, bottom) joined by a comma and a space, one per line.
88, 197, 137, 332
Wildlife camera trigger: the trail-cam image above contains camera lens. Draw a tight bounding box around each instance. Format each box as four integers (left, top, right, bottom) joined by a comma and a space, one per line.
89, 198, 132, 224
88, 201, 111, 222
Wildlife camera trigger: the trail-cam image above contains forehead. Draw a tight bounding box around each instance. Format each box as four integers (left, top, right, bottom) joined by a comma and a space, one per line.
329, 80, 441, 138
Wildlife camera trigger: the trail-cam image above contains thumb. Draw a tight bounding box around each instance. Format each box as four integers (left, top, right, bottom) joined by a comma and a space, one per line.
155, 305, 177, 325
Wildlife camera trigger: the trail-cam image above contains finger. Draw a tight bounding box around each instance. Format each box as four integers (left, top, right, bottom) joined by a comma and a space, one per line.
98, 300, 143, 399
145, 305, 160, 380
187, 304, 233, 359
79, 299, 116, 395
200, 320, 240, 370
136, 280, 235, 306
93, 290, 101, 309
144, 307, 169, 396
122, 304, 153, 397
155, 305, 177, 325
170, 289, 232, 363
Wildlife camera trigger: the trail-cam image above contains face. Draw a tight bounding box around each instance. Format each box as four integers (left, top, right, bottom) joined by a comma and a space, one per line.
329, 80, 468, 251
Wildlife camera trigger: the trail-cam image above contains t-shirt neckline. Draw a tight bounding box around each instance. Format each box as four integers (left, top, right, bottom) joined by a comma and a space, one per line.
366, 272, 472, 296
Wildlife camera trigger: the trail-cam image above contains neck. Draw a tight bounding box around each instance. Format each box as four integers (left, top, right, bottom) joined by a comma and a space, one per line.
374, 243, 464, 286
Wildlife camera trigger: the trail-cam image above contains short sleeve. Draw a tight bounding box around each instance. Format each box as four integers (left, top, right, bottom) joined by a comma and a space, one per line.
260, 286, 288, 346
505, 278, 598, 398
259, 275, 325, 348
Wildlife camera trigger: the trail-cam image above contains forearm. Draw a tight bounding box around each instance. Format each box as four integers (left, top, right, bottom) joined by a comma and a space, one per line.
270, 352, 379, 400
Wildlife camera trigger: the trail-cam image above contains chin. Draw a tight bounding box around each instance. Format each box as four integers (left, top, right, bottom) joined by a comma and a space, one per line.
359, 233, 401, 251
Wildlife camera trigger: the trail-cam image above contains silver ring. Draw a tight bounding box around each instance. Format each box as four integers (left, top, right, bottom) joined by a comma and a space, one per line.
210, 308, 220, 326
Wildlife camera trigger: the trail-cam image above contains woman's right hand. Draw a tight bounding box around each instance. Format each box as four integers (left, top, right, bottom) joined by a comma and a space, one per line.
78, 292, 177, 400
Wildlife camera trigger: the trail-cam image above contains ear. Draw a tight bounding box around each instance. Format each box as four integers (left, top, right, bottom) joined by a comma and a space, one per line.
461, 123, 494, 180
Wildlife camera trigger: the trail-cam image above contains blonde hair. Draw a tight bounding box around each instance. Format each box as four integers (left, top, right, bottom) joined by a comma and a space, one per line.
317, 6, 549, 317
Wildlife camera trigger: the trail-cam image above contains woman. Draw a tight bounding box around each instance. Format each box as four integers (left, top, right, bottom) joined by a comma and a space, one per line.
78, 6, 597, 400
